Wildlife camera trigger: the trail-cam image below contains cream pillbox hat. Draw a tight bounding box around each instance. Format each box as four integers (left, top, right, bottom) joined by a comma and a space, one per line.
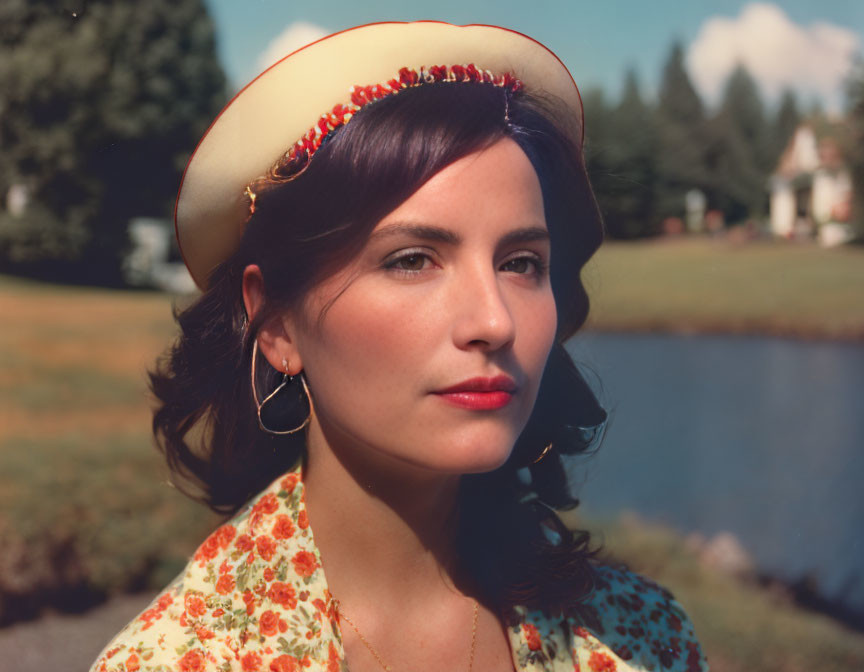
174, 21, 584, 289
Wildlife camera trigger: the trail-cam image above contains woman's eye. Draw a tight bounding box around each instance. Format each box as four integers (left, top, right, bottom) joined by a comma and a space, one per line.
385, 252, 432, 273
384, 251, 547, 277
501, 255, 545, 275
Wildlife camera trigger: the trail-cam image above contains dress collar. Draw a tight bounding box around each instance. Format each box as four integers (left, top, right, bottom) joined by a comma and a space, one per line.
92, 460, 705, 671
149, 459, 648, 672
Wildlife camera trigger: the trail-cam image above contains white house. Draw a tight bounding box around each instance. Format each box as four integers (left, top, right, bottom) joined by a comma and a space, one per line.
124, 217, 197, 293
769, 124, 853, 245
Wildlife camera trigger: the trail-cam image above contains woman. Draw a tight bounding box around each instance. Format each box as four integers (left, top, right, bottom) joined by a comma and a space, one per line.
91, 22, 706, 672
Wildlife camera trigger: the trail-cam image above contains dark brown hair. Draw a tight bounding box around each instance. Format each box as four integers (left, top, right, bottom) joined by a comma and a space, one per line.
150, 80, 607, 615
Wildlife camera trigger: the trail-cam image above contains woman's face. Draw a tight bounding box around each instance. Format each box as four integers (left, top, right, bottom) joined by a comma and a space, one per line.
276, 137, 557, 475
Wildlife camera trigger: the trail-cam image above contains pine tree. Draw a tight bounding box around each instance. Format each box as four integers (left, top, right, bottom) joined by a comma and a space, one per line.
582, 86, 616, 231
706, 64, 770, 221
768, 89, 801, 169
600, 69, 660, 237
719, 65, 770, 172
702, 113, 765, 224
658, 43, 704, 126
655, 42, 709, 221
0, 0, 226, 284
846, 59, 864, 238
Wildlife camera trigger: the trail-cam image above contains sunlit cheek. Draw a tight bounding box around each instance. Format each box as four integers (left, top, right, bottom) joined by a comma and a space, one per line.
519, 289, 558, 403
513, 279, 557, 334
304, 287, 432, 410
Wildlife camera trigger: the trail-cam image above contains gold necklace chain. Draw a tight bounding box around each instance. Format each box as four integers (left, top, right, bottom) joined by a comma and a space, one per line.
334, 598, 480, 672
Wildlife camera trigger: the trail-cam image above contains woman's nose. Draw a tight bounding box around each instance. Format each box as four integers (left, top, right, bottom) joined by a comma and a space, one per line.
450, 265, 516, 352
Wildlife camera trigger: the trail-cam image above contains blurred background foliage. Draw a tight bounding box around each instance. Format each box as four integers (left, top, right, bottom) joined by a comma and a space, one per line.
0, 0, 225, 285
0, 3, 863, 286
0, 276, 219, 626
581, 39, 859, 239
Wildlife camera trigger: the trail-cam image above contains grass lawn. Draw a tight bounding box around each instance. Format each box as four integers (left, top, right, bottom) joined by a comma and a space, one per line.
0, 276, 219, 623
584, 238, 864, 340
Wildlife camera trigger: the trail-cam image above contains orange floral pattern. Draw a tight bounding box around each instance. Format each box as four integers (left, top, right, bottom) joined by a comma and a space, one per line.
89, 460, 707, 671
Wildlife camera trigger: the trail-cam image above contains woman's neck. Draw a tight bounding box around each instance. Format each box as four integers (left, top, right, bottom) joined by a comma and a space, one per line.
302, 415, 464, 607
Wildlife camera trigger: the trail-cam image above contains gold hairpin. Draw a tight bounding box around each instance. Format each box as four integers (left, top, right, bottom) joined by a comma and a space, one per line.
244, 185, 257, 215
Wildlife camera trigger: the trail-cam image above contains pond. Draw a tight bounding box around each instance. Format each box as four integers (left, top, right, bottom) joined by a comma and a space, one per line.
566, 332, 864, 609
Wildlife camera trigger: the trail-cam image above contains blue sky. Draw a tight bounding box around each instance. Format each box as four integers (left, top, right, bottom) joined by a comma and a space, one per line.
204, 1, 863, 113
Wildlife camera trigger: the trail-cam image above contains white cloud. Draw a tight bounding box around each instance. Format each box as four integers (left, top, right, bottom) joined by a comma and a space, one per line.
687, 3, 859, 114
255, 22, 329, 73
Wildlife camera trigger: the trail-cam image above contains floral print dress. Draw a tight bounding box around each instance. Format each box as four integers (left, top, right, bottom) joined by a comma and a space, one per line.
89, 462, 708, 672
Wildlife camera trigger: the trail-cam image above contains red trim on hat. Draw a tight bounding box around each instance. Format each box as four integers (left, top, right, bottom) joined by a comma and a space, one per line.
267, 63, 523, 180
174, 21, 583, 284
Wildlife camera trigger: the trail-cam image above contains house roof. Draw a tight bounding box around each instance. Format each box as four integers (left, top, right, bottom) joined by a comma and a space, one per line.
774, 120, 849, 178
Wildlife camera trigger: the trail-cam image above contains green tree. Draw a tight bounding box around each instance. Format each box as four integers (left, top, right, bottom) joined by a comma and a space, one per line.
768, 89, 801, 169
704, 64, 770, 221
582, 86, 616, 230
0, 0, 226, 284
702, 113, 765, 224
846, 58, 864, 238
657, 42, 704, 127
655, 42, 709, 221
599, 69, 660, 238
719, 64, 770, 172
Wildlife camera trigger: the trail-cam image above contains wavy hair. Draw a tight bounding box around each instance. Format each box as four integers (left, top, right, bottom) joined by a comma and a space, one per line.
149, 80, 607, 615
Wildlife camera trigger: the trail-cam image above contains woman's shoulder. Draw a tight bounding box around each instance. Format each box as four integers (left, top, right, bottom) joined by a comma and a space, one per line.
565, 563, 708, 672
88, 517, 253, 672
88, 470, 337, 672
89, 572, 190, 672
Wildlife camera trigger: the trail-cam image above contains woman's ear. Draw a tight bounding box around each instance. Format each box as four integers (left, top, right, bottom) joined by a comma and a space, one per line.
242, 264, 266, 325
242, 265, 304, 374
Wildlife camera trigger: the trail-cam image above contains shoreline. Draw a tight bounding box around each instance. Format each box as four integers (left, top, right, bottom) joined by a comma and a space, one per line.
572, 513, 864, 633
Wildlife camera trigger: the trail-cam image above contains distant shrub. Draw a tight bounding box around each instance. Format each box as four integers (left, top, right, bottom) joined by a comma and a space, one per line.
0, 434, 218, 624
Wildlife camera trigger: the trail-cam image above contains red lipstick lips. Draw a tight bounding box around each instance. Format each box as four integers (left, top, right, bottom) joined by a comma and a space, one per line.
433, 375, 517, 410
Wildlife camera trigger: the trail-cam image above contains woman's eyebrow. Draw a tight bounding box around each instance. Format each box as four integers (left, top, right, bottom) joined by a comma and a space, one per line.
368, 223, 550, 246
498, 226, 550, 247
369, 223, 461, 244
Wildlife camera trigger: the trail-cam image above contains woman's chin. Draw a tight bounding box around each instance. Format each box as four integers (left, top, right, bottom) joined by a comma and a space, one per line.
396, 442, 514, 476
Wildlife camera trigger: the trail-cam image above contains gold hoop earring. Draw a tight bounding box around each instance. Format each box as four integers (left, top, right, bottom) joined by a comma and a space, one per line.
533, 442, 554, 464
251, 340, 313, 435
